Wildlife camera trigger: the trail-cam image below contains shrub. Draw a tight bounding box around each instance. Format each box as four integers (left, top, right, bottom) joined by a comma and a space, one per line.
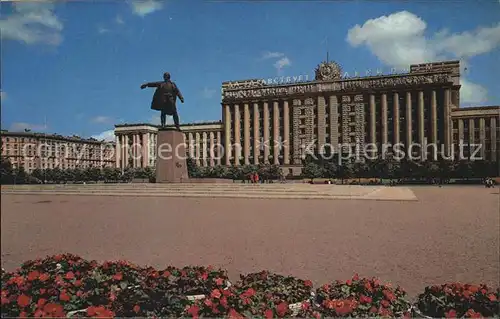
416, 283, 499, 318
314, 274, 411, 318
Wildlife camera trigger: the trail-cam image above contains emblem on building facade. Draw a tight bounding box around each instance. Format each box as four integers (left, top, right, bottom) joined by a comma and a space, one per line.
315, 61, 342, 81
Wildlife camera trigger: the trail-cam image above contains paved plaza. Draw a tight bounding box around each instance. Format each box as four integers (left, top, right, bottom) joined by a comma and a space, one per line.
1, 185, 498, 298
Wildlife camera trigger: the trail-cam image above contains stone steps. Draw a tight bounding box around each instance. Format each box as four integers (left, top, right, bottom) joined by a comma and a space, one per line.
1, 184, 418, 201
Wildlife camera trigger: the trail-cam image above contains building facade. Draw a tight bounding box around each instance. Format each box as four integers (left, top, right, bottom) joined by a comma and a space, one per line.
114, 122, 223, 170
0, 130, 115, 173
221, 60, 499, 175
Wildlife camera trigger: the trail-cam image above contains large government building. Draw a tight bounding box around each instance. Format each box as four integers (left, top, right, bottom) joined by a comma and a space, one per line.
114, 59, 499, 176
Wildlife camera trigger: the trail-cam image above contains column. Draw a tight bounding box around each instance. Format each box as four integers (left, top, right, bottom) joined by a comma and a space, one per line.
369, 94, 376, 145
142, 133, 148, 168
123, 135, 129, 169
195, 132, 201, 166
491, 117, 497, 162
381, 93, 388, 146
418, 91, 425, 145
202, 132, 208, 166
216, 131, 222, 165
253, 103, 260, 164
132, 134, 137, 168
263, 102, 270, 163
243, 103, 250, 165
458, 119, 464, 151
317, 96, 326, 153
283, 100, 290, 165
431, 90, 438, 144
273, 100, 280, 165
393, 92, 400, 145
329, 96, 339, 147
405, 92, 412, 151
479, 118, 486, 160
444, 89, 451, 156
209, 132, 215, 167
233, 104, 241, 166
224, 104, 232, 166
115, 135, 121, 168
188, 132, 195, 159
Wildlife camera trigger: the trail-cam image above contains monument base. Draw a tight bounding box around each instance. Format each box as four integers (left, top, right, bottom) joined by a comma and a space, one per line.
155, 127, 189, 183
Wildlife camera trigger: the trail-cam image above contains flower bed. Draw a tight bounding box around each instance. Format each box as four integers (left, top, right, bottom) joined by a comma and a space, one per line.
1, 254, 499, 318
415, 283, 499, 318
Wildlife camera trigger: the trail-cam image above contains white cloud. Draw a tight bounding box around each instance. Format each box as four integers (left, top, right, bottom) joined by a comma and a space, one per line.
346, 11, 500, 104
0, 1, 63, 46
91, 130, 115, 142
274, 57, 291, 71
97, 26, 110, 34
91, 116, 113, 124
460, 78, 489, 104
10, 122, 48, 132
261, 51, 285, 60
129, 0, 163, 17
115, 15, 124, 24
201, 87, 216, 99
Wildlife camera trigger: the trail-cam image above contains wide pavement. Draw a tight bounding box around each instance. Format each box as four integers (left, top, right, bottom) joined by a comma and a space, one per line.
1, 185, 498, 298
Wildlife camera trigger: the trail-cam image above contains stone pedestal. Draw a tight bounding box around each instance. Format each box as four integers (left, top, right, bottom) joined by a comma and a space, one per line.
155, 128, 189, 183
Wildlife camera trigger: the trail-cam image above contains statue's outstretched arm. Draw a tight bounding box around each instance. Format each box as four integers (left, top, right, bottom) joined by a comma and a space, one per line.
140, 82, 162, 89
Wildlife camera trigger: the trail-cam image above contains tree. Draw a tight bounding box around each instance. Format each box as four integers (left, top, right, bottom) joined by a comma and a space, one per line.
302, 162, 323, 182
0, 157, 14, 184
186, 157, 199, 178
324, 161, 338, 179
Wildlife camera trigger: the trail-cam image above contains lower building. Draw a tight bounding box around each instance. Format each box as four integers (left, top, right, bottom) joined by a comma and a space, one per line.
114, 122, 223, 170
0, 130, 115, 173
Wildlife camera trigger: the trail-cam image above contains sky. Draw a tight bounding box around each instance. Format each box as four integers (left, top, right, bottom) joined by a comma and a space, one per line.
1, 0, 499, 142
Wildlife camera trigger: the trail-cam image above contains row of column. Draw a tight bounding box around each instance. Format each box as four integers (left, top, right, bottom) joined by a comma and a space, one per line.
186, 131, 222, 167
224, 101, 290, 166
368, 89, 450, 155
115, 132, 154, 169
456, 117, 497, 161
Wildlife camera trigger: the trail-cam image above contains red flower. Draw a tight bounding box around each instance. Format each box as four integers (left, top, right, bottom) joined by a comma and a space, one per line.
39, 289, 46, 295
264, 309, 273, 319
112, 273, 123, 281
383, 290, 396, 302
211, 289, 222, 299
276, 302, 289, 317
27, 271, 40, 281
162, 271, 171, 278
215, 277, 224, 286
204, 299, 213, 307
302, 302, 310, 310
87, 306, 113, 318
37, 298, 47, 308
1, 297, 9, 305
17, 294, 31, 308
359, 295, 372, 304
133, 305, 140, 314
187, 305, 199, 318
74, 280, 82, 287
39, 273, 50, 282
321, 284, 330, 291
200, 272, 208, 281
304, 280, 313, 287
18, 311, 27, 318
228, 308, 244, 319
380, 299, 390, 308
488, 294, 497, 301
468, 285, 479, 293
352, 273, 360, 281
445, 309, 457, 318
43, 303, 65, 317
369, 306, 378, 313
465, 309, 481, 318
242, 288, 256, 298
59, 291, 70, 302
220, 296, 228, 308
13, 276, 25, 287
223, 289, 233, 297
378, 307, 392, 317
34, 310, 44, 317
364, 282, 373, 292
65, 272, 75, 280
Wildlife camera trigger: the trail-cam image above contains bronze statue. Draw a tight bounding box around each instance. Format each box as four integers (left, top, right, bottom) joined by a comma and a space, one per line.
141, 72, 184, 130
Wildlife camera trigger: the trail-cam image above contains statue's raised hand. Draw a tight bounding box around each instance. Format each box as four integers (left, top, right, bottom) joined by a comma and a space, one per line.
140, 84, 147, 89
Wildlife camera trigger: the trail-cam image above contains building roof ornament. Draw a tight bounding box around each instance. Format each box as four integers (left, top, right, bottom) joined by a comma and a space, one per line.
315, 61, 342, 81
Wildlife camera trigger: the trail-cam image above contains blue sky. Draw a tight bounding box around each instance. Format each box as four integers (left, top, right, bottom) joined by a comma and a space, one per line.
1, 0, 499, 141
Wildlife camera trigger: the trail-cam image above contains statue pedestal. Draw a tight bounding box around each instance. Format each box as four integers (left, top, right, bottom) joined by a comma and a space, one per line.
155, 128, 189, 183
